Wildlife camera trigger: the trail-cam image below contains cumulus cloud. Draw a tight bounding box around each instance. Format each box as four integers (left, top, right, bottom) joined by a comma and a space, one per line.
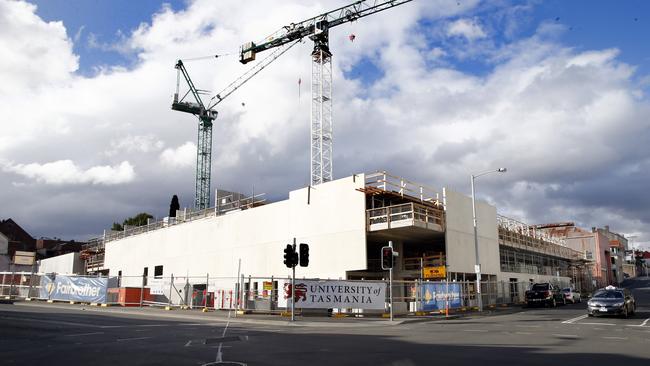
0, 0, 78, 94
106, 134, 165, 156
0, 0, 648, 247
160, 142, 196, 168
447, 18, 486, 40
2, 160, 135, 185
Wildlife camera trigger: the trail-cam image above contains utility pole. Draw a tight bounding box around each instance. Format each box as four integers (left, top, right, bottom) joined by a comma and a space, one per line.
292, 238, 296, 322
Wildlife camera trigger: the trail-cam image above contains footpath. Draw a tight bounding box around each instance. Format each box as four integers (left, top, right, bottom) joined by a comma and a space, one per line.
7, 299, 524, 328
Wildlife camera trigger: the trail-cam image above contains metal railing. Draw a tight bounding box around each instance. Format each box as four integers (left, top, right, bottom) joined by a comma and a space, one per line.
365, 170, 442, 205
367, 202, 444, 231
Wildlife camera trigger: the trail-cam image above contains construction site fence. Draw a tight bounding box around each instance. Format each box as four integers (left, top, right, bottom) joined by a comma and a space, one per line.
0, 272, 577, 314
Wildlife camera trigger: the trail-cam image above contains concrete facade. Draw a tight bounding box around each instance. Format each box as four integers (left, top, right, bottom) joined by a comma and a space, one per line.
105, 175, 368, 285
101, 173, 574, 294
37, 252, 84, 275
443, 188, 500, 278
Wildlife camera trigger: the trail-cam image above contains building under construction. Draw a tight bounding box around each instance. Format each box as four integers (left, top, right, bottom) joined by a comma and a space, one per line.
70, 171, 594, 309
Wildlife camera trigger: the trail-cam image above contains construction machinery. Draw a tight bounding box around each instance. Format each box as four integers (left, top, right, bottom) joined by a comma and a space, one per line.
172, 41, 299, 209
240, 0, 413, 186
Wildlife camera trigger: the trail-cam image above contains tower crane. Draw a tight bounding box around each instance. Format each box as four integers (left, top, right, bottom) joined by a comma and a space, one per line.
239, 0, 413, 186
172, 40, 300, 209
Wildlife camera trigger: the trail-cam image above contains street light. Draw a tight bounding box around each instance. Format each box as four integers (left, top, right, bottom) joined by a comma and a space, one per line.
471, 167, 507, 312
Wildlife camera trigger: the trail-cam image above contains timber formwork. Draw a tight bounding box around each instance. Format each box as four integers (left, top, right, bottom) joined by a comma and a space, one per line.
80, 238, 105, 274
359, 171, 446, 232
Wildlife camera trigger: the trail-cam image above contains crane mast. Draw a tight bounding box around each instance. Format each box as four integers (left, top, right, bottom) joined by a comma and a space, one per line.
239, 0, 413, 186
172, 41, 300, 209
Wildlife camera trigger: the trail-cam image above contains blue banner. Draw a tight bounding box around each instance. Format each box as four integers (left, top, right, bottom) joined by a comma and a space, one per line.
421, 282, 461, 311
39, 275, 114, 303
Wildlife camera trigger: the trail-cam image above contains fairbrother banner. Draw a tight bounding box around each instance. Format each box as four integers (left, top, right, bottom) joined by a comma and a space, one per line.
39, 275, 113, 303
280, 280, 386, 310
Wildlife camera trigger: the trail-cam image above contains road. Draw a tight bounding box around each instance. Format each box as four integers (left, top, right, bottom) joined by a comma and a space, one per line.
1, 276, 649, 365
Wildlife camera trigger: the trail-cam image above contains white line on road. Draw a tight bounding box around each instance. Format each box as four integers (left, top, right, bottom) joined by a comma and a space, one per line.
463, 329, 489, 332
602, 336, 628, 340
562, 314, 588, 324
515, 332, 533, 335
630, 318, 650, 327
116, 337, 152, 342
64, 332, 104, 337
576, 322, 616, 326
553, 334, 579, 339
100, 324, 168, 329
515, 325, 541, 328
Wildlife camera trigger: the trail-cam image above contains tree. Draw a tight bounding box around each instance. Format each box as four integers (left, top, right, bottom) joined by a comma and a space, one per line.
111, 213, 154, 231
169, 195, 180, 218
123, 213, 154, 227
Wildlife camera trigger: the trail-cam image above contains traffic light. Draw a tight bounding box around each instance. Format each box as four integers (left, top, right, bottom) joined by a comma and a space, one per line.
283, 244, 295, 268
299, 243, 309, 267
381, 246, 393, 270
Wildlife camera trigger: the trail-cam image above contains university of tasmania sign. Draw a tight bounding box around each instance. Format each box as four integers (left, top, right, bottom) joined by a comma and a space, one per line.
279, 280, 386, 310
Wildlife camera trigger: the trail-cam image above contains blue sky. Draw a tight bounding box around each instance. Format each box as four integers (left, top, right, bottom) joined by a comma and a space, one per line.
31, 0, 650, 83
31, 0, 186, 75
2, 0, 649, 247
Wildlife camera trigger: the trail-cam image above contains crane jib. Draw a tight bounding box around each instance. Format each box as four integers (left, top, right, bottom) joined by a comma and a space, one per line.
239, 0, 413, 63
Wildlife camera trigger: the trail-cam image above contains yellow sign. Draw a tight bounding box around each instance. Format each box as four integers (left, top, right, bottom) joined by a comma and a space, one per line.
263, 281, 273, 291
423, 266, 446, 279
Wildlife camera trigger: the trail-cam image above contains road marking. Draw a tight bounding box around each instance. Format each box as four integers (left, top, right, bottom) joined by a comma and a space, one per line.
100, 324, 168, 329
602, 336, 628, 340
577, 322, 616, 326
515, 332, 533, 335
629, 318, 650, 327
562, 314, 588, 324
515, 325, 541, 328
64, 332, 104, 337
553, 334, 579, 339
116, 337, 152, 342
463, 329, 488, 332
0, 316, 97, 328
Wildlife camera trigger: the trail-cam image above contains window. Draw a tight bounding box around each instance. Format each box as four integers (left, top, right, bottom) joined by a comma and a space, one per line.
154, 265, 163, 278
143, 267, 148, 286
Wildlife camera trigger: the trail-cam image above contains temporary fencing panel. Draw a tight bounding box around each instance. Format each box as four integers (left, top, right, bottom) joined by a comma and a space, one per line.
38, 274, 117, 303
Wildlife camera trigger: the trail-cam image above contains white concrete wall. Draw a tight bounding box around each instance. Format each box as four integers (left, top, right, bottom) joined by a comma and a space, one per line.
37, 252, 84, 274
0, 232, 7, 255
104, 175, 367, 286
443, 188, 500, 276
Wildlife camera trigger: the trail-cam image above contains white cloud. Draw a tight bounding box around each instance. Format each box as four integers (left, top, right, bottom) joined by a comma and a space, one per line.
0, 0, 648, 245
447, 18, 486, 40
0, 0, 78, 94
106, 134, 165, 156
3, 160, 135, 185
160, 142, 196, 168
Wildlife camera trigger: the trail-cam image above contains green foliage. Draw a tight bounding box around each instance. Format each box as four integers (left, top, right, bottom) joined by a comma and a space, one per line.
123, 213, 154, 227
112, 213, 154, 231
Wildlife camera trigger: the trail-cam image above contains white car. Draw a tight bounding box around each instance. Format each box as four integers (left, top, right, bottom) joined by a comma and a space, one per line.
562, 288, 581, 303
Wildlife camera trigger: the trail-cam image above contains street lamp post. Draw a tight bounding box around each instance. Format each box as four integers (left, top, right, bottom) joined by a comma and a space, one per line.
471, 167, 507, 312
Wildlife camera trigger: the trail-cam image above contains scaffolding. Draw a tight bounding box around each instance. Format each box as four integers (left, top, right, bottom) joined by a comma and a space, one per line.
497, 215, 585, 260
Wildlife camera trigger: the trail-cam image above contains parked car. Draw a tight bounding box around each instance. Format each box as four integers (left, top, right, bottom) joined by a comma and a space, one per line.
561, 287, 581, 304
525, 283, 565, 307
587, 285, 636, 318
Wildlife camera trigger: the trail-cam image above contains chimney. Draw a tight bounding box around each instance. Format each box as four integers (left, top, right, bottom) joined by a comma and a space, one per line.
604, 225, 609, 232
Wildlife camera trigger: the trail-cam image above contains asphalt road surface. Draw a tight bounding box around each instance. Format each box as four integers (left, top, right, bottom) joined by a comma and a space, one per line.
1, 276, 649, 365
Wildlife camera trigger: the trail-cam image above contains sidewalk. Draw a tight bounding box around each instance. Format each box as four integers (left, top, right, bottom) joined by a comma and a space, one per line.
8, 300, 479, 327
